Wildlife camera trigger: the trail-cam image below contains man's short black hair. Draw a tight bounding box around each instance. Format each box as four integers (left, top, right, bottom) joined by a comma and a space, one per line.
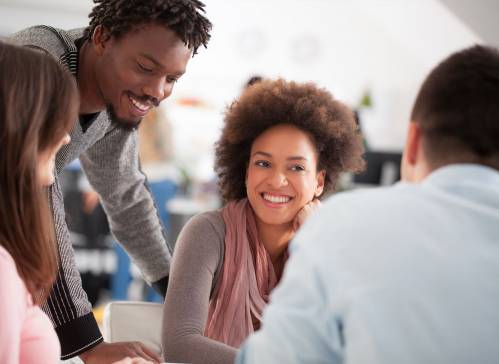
83, 0, 212, 55
411, 45, 499, 167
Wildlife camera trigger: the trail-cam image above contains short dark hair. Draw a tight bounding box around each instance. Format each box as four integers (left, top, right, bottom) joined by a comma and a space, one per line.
215, 79, 366, 203
83, 0, 212, 55
411, 45, 499, 167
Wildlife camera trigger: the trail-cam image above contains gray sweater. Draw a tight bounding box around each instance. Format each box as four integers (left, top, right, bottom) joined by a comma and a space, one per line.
163, 211, 237, 364
11, 26, 171, 359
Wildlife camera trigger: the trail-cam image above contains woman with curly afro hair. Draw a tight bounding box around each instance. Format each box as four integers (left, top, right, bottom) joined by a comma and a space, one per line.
162, 79, 365, 364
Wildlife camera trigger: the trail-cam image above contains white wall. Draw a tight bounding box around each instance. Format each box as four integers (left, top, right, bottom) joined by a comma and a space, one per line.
175, 0, 481, 151
440, 0, 499, 46
0, 0, 91, 34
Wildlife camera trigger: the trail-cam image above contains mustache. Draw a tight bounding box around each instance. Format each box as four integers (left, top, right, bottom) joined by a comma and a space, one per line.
131, 93, 160, 108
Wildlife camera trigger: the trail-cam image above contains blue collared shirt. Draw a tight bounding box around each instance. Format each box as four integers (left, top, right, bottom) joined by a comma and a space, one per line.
236, 164, 499, 364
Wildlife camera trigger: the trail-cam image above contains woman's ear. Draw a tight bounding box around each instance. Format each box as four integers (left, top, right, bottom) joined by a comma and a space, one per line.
315, 170, 326, 198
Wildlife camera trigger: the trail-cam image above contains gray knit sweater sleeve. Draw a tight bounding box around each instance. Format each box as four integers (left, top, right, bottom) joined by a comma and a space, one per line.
162, 211, 237, 364
80, 126, 171, 284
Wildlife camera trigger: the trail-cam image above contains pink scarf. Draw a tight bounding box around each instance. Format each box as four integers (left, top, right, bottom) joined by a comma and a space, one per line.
204, 198, 286, 347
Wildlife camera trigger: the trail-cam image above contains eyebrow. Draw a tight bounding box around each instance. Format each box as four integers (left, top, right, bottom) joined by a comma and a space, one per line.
252, 151, 308, 162
138, 53, 185, 76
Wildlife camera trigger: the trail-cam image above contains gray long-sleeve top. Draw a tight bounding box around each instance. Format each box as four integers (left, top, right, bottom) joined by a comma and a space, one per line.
162, 211, 237, 364
11, 26, 171, 358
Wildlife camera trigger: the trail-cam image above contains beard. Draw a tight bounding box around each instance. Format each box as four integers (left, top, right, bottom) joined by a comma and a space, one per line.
106, 103, 143, 132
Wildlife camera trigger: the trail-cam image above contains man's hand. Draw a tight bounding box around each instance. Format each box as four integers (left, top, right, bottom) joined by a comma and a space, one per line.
292, 198, 322, 232
79, 341, 161, 364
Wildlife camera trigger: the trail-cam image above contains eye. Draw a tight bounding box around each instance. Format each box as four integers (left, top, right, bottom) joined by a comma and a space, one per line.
166, 76, 179, 84
137, 63, 153, 73
255, 160, 270, 168
290, 164, 306, 172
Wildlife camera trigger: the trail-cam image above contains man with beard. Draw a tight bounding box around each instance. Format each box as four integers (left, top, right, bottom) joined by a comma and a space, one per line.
11, 0, 211, 362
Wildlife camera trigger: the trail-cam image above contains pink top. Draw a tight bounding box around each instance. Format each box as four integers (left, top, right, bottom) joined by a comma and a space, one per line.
0, 246, 60, 364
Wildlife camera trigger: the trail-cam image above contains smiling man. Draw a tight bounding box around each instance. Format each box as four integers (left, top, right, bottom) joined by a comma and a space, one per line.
10, 0, 211, 362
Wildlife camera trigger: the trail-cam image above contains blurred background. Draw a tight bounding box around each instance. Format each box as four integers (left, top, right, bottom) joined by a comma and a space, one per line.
1, 0, 497, 307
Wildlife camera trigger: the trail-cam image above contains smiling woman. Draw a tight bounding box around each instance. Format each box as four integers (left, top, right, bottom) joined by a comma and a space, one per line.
246, 124, 325, 229
162, 78, 365, 364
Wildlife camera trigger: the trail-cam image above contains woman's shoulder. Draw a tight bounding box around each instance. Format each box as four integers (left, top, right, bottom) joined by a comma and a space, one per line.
0, 245, 16, 270
172, 210, 226, 278
0, 246, 28, 302
182, 210, 226, 239
174, 209, 226, 256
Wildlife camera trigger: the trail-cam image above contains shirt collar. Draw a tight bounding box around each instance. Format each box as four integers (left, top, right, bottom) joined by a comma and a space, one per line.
423, 163, 499, 187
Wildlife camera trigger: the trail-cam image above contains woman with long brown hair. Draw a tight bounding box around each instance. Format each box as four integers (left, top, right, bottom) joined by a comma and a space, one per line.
0, 41, 78, 362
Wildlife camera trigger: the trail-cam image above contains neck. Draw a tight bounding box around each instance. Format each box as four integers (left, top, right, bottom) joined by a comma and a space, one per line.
255, 218, 293, 265
77, 41, 106, 115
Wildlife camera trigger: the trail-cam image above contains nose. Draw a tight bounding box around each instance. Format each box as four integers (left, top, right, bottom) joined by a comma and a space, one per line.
267, 169, 288, 188
61, 132, 71, 146
54, 132, 71, 154
143, 77, 173, 102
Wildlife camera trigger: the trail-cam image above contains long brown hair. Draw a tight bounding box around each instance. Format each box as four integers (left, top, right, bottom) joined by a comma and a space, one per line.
0, 41, 79, 303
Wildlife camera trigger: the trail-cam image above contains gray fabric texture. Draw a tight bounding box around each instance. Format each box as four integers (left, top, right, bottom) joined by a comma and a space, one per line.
162, 210, 237, 364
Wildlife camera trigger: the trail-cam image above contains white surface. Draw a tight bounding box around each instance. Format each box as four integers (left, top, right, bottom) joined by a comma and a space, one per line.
103, 301, 164, 356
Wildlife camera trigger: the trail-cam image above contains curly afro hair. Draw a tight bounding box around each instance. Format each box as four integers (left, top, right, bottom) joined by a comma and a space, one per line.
83, 0, 212, 55
215, 78, 366, 203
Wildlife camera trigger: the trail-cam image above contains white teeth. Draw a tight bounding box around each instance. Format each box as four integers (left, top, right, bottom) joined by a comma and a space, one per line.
263, 193, 291, 204
129, 95, 149, 112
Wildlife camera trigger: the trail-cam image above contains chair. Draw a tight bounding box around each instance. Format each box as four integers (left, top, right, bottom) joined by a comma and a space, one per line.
102, 301, 164, 356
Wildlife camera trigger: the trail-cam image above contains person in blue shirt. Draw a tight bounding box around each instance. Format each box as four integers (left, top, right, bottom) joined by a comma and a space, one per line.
236, 45, 499, 364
